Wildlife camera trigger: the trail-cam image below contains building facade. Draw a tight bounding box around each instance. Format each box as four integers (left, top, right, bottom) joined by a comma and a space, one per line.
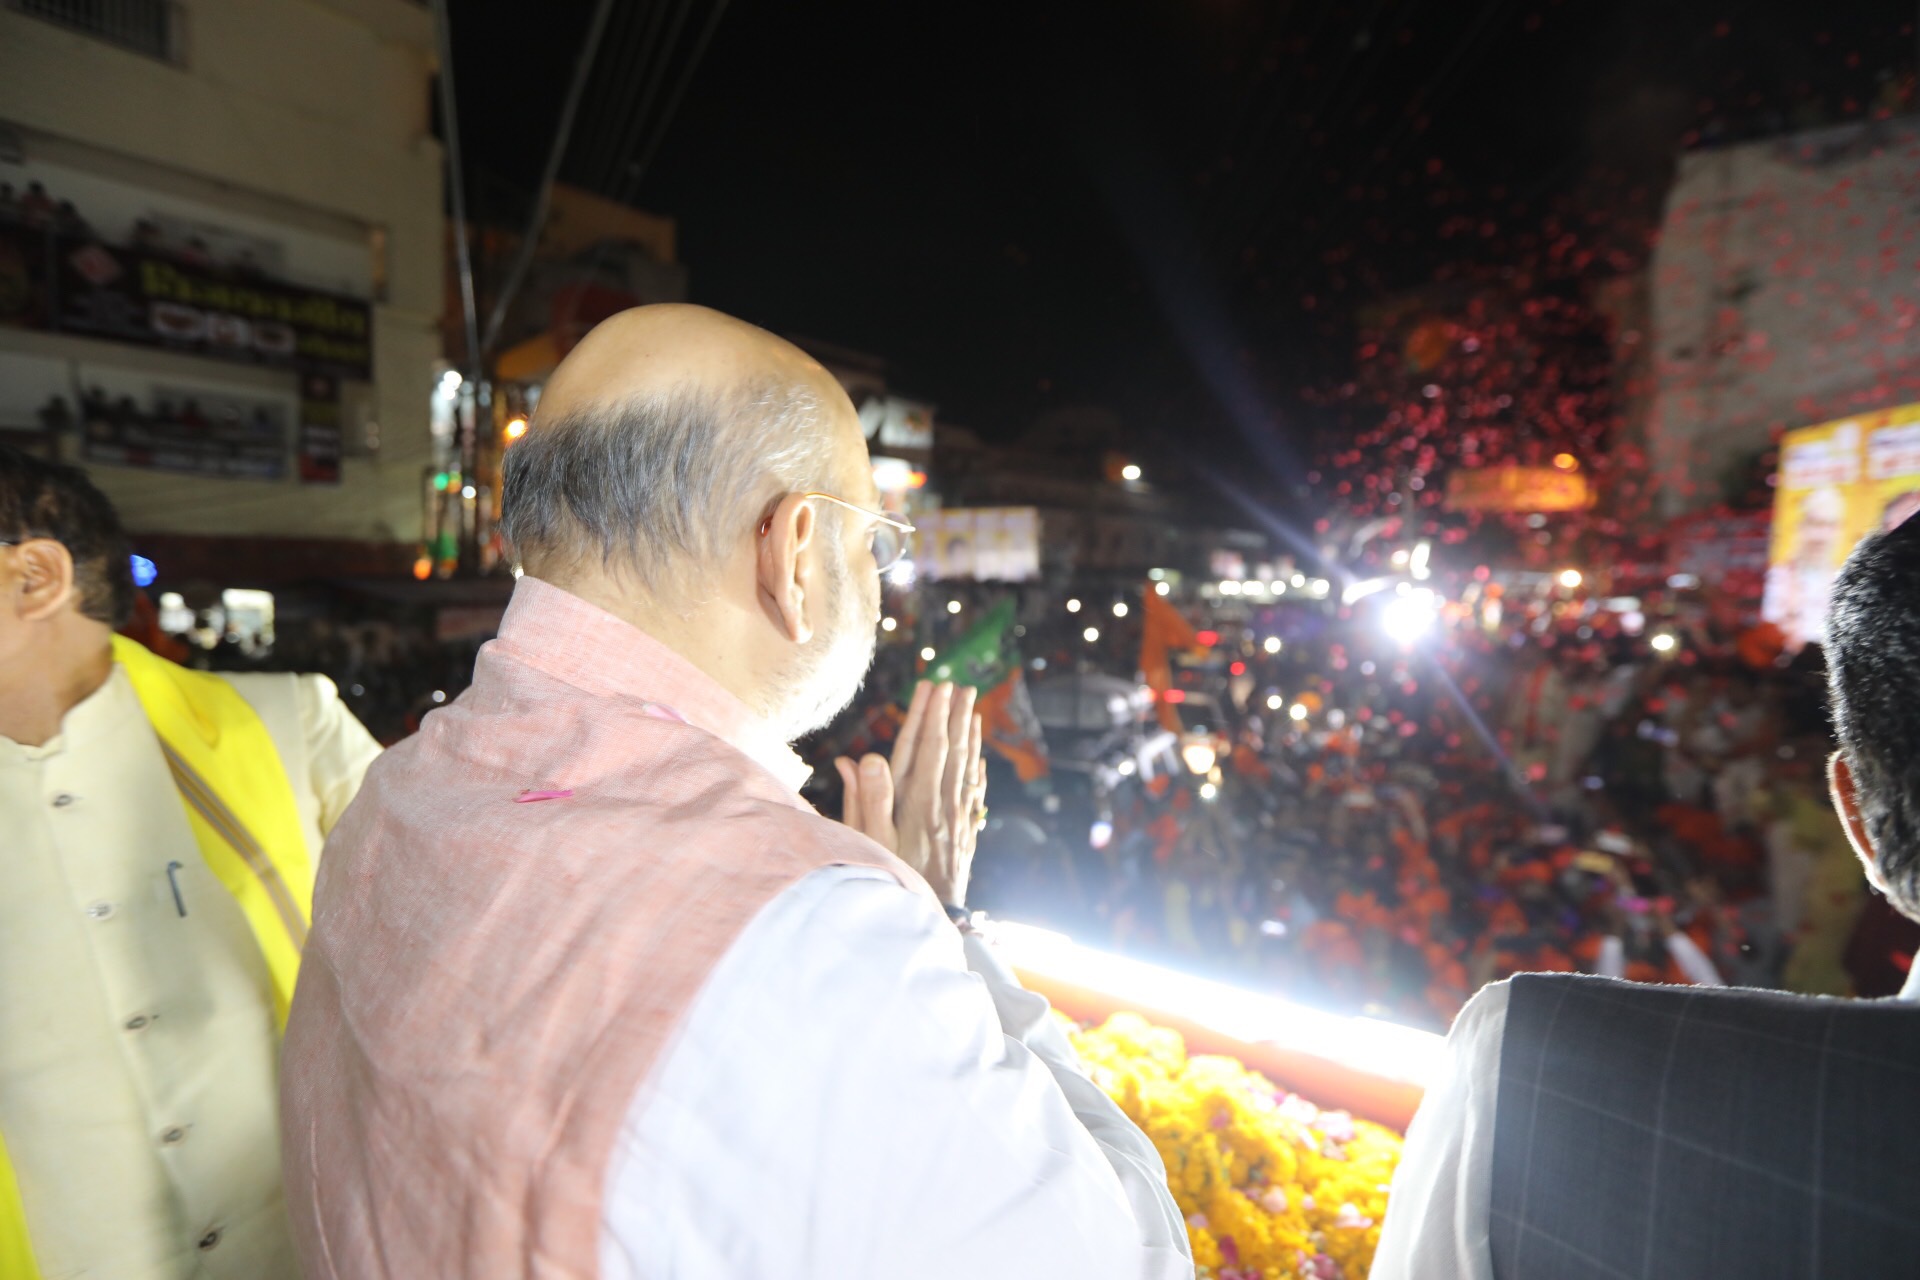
0, 0, 444, 577
1646, 118, 1920, 515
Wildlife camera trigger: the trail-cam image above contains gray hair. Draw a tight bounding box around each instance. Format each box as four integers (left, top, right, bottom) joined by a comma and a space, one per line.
501, 378, 837, 588
1826, 512, 1920, 919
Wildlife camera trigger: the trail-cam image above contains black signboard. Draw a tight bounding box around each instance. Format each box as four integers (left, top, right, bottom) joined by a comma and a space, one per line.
79, 387, 289, 481
0, 223, 372, 380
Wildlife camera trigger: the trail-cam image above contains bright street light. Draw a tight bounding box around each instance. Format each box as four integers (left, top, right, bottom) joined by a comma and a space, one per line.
1288, 703, 1309, 722
1558, 569, 1583, 589
881, 616, 897, 632
1266, 693, 1284, 711
1181, 742, 1217, 776
920, 647, 937, 661
1066, 598, 1082, 613
1083, 626, 1101, 643
1199, 782, 1219, 801
1112, 601, 1129, 617
1154, 581, 1171, 596
1121, 463, 1142, 481
1263, 635, 1282, 654
946, 599, 963, 614
1381, 590, 1439, 644
1650, 632, 1678, 654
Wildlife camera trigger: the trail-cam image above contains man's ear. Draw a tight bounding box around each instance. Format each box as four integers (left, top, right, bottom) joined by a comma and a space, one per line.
11, 539, 78, 624
756, 494, 818, 644
1830, 751, 1884, 889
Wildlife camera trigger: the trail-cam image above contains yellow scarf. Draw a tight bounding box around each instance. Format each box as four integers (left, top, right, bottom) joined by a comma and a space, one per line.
0, 639, 316, 1279
110, 635, 316, 1021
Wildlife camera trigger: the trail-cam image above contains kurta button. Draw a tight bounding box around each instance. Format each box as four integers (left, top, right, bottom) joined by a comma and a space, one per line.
51, 793, 75, 807
160, 1126, 187, 1146
197, 1229, 221, 1251
125, 1015, 150, 1031
85, 901, 114, 920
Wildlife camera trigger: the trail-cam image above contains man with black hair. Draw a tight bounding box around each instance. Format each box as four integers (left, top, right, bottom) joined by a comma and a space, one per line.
0, 446, 380, 1279
1373, 512, 1920, 1280
1827, 511, 1920, 998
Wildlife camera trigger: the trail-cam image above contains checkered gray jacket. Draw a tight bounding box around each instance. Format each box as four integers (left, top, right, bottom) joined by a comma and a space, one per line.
1489, 973, 1920, 1279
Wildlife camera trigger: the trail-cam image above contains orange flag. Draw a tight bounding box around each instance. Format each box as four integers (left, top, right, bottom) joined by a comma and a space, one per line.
1139, 583, 1202, 732
978, 671, 1051, 783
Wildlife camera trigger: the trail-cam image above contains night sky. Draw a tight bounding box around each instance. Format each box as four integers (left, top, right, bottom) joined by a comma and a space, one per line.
448, 0, 1916, 470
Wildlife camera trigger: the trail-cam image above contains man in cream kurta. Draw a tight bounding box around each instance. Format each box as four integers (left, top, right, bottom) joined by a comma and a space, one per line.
0, 445, 381, 1280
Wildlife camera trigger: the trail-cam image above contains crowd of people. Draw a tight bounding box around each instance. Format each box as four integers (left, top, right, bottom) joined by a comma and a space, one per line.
823, 573, 1912, 1033
128, 537, 1910, 1038
161, 557, 1911, 1036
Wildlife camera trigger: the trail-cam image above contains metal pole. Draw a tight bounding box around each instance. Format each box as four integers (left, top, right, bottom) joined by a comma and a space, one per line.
479, 0, 619, 355
430, 0, 481, 380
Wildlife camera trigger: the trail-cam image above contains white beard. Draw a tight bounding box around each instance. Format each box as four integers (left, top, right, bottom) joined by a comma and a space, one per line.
768, 550, 876, 743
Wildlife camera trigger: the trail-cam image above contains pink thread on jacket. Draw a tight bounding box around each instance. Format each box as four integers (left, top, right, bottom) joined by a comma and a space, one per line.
514, 789, 574, 803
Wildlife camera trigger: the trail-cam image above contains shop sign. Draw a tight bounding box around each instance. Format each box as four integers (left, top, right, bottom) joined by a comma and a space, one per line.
80, 383, 288, 481
1443, 466, 1592, 513
0, 224, 373, 380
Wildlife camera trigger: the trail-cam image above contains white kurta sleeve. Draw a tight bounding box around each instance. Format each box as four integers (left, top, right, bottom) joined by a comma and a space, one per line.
598, 865, 1193, 1280
958, 927, 1192, 1251
1369, 980, 1509, 1280
292, 672, 382, 835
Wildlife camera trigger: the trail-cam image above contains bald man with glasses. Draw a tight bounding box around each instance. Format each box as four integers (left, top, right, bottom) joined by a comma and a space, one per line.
282, 305, 1192, 1280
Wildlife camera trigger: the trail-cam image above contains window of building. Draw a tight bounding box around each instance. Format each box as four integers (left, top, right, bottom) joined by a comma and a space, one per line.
8, 0, 184, 66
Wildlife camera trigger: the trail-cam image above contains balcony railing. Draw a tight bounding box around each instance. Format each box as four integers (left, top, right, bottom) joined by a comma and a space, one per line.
6, 0, 185, 65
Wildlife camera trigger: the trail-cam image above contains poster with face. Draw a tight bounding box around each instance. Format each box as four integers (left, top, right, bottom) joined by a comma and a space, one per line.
918, 507, 1041, 582
1764, 404, 1920, 648
1866, 414, 1920, 533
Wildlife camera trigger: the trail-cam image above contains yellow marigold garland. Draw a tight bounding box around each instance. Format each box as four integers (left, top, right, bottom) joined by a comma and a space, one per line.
1065, 1012, 1404, 1280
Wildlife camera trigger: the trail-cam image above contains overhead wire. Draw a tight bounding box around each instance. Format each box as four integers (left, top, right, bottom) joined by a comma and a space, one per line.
563, 0, 654, 190
480, 0, 620, 354
590, 0, 700, 199
576, 0, 677, 194
551, 0, 733, 338
614, 0, 734, 203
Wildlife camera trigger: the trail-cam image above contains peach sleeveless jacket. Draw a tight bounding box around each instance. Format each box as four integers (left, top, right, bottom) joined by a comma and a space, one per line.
281, 580, 924, 1279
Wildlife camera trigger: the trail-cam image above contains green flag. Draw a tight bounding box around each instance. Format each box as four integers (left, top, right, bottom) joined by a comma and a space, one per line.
915, 598, 1018, 697
914, 598, 1050, 784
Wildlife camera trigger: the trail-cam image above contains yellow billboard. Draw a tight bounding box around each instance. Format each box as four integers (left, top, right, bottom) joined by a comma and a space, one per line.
1764, 403, 1920, 647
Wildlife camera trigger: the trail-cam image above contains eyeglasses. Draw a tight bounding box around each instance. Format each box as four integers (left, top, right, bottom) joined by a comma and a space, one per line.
758, 492, 916, 572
